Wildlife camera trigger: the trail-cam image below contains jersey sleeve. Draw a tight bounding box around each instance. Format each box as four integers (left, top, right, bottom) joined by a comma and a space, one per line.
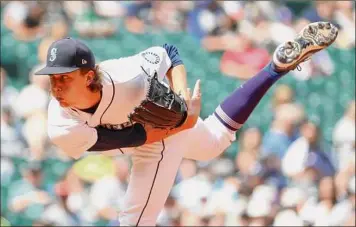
47, 99, 98, 158
139, 46, 173, 81
162, 43, 183, 68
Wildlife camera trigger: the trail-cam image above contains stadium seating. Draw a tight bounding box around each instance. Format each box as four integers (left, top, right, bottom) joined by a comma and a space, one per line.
1, 23, 354, 224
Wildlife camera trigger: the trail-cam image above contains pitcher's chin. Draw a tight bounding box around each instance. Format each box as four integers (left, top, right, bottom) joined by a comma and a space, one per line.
58, 99, 70, 107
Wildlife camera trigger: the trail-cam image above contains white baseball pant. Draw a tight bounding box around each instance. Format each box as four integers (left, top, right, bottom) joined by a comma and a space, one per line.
117, 114, 238, 226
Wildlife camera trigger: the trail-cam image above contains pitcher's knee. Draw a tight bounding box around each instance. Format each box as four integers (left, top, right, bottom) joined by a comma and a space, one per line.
205, 115, 236, 148
183, 115, 237, 161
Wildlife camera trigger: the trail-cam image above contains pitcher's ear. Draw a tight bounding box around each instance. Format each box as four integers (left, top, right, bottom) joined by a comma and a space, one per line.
86, 71, 94, 86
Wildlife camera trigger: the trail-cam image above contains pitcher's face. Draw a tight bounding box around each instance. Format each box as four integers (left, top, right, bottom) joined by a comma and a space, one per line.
50, 69, 88, 108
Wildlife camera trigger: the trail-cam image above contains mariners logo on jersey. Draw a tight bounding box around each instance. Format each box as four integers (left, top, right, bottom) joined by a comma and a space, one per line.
142, 52, 160, 64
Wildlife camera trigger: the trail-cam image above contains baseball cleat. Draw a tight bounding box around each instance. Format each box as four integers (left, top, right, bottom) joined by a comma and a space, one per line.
273, 21, 338, 72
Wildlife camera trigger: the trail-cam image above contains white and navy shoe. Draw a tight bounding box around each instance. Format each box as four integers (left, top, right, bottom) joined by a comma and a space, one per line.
273, 21, 338, 72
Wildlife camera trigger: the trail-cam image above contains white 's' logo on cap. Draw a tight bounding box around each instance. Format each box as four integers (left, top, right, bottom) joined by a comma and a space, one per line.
49, 48, 57, 62
82, 59, 87, 64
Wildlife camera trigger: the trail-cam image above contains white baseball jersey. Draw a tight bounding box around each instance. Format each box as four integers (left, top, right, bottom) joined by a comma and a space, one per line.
48, 46, 172, 155
47, 45, 238, 226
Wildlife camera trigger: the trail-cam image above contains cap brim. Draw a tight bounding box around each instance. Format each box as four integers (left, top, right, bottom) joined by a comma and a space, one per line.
34, 66, 80, 75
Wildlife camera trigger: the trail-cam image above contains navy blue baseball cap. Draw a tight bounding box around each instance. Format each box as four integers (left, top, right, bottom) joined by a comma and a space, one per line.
35, 37, 95, 75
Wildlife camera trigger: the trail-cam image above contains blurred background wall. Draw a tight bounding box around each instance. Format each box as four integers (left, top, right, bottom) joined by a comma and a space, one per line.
0, 1, 355, 226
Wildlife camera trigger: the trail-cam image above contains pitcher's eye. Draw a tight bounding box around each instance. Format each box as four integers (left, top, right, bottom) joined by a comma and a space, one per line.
59, 75, 69, 82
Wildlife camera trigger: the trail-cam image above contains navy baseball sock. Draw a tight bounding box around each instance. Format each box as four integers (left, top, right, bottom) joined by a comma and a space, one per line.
214, 62, 288, 131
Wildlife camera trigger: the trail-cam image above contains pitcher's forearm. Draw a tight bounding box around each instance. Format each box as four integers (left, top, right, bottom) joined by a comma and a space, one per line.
144, 118, 194, 144
144, 126, 184, 144
167, 65, 189, 100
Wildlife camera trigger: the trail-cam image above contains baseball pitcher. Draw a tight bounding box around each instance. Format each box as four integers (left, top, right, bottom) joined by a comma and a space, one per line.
35, 22, 338, 226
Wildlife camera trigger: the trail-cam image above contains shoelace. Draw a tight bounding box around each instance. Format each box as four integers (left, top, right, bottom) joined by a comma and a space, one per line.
295, 56, 312, 71
294, 37, 313, 71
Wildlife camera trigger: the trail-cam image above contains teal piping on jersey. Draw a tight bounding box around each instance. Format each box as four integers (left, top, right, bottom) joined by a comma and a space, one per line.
87, 44, 183, 151
87, 70, 147, 151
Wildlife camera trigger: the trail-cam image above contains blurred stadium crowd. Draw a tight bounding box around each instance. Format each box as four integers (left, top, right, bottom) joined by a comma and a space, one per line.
0, 1, 355, 226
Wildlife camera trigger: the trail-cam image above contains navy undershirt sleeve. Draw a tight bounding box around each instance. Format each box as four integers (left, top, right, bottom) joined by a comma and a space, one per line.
87, 123, 147, 151
162, 43, 183, 68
